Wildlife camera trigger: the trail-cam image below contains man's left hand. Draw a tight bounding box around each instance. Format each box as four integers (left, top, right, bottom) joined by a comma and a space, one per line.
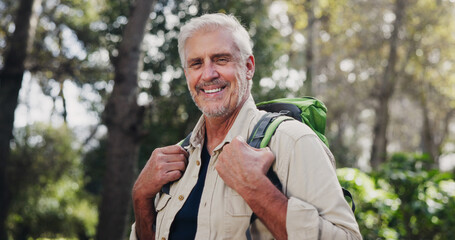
215, 136, 275, 193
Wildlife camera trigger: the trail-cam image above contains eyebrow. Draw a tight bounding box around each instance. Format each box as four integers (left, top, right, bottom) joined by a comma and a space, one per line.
187, 57, 201, 64
187, 53, 233, 63
212, 53, 233, 59
186, 53, 235, 68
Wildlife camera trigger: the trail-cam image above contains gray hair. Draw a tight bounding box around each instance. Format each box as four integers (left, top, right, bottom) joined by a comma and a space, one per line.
178, 13, 253, 68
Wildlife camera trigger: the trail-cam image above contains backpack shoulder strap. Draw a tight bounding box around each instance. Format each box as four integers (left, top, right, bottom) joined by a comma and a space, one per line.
247, 113, 293, 226
247, 113, 294, 190
179, 132, 192, 148
248, 112, 294, 148
343, 188, 356, 212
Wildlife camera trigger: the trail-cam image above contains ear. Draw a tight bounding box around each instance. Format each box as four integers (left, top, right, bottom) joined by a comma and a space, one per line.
245, 55, 255, 80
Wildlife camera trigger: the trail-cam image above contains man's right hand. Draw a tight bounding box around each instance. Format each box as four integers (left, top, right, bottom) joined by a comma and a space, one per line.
132, 145, 188, 240
133, 145, 189, 199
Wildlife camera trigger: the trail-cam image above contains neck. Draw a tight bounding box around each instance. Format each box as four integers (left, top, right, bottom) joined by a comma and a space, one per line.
204, 98, 247, 153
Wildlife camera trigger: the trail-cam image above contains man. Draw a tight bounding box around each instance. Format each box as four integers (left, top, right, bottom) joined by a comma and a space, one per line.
131, 13, 361, 240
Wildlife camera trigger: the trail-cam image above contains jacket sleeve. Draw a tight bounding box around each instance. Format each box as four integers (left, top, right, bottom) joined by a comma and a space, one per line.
271, 122, 362, 240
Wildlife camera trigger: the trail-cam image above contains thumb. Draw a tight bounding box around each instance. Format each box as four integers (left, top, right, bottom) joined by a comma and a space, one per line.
259, 146, 273, 154
261, 147, 275, 168
232, 136, 251, 149
235, 135, 246, 143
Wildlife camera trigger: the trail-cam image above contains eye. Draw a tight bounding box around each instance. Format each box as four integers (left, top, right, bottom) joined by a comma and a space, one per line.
215, 56, 230, 65
189, 61, 202, 69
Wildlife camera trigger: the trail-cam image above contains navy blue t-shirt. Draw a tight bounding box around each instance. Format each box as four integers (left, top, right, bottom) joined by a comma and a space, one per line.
169, 144, 210, 239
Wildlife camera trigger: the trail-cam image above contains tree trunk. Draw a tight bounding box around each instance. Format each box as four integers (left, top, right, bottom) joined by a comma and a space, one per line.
303, 0, 316, 96
419, 91, 437, 165
370, 0, 406, 169
370, 98, 391, 169
419, 88, 454, 168
96, 0, 155, 239
0, 0, 41, 238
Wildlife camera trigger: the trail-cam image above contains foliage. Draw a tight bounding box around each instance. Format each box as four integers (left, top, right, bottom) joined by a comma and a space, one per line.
338, 168, 400, 239
82, 138, 107, 196
1, 0, 455, 238
6, 124, 97, 239
338, 153, 455, 240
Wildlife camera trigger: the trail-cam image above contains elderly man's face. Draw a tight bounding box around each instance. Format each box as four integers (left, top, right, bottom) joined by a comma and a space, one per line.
184, 29, 253, 118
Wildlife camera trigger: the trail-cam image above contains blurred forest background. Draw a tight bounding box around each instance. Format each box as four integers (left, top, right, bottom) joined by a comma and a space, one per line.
1, 0, 455, 239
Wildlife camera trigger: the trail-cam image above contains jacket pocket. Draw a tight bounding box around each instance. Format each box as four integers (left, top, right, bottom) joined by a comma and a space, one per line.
224, 188, 252, 239
155, 194, 172, 238
225, 188, 252, 217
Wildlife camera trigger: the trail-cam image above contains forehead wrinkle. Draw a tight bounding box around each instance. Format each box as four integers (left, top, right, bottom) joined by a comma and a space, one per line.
186, 51, 234, 65
184, 29, 241, 66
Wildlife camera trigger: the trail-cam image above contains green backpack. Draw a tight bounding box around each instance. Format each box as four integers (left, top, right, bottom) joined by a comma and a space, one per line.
167, 97, 355, 212
247, 97, 355, 217
248, 97, 329, 148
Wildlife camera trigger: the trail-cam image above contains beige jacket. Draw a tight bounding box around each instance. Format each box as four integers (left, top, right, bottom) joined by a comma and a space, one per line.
130, 95, 362, 240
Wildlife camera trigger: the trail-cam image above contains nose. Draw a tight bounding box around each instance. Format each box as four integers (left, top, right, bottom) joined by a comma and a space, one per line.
201, 62, 219, 81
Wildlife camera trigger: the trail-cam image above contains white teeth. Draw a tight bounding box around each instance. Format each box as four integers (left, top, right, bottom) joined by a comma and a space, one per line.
204, 88, 222, 94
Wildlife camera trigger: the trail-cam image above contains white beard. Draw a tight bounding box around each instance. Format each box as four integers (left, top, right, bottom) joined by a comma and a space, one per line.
190, 65, 250, 118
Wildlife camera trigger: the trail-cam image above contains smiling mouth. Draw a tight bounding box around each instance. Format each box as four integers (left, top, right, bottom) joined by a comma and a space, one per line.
196, 79, 229, 95
203, 88, 223, 94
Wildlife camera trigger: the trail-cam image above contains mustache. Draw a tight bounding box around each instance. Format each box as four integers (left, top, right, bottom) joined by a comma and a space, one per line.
195, 79, 230, 90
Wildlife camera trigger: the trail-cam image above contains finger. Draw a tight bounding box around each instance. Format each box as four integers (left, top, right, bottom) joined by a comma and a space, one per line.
236, 135, 246, 142
166, 169, 184, 182
261, 148, 275, 167
157, 152, 189, 164
261, 146, 272, 153
178, 145, 190, 158
230, 136, 247, 148
165, 161, 187, 173
231, 135, 247, 144
231, 136, 255, 152
160, 145, 189, 158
